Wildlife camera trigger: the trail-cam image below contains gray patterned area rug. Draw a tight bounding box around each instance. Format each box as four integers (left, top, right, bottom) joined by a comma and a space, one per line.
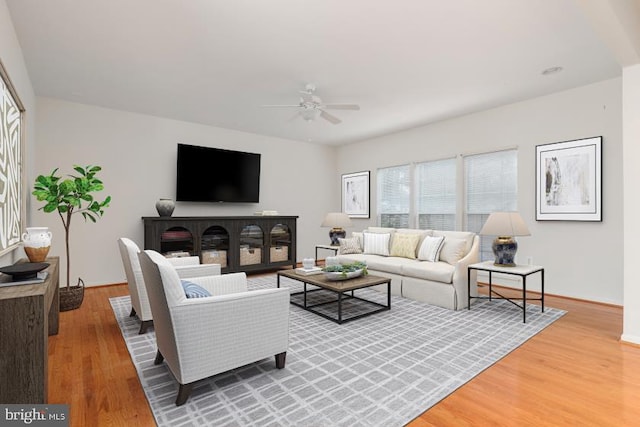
109, 275, 565, 427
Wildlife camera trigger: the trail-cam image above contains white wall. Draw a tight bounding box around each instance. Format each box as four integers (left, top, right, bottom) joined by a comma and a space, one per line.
0, 0, 36, 266
337, 78, 623, 305
622, 64, 640, 343
32, 98, 336, 286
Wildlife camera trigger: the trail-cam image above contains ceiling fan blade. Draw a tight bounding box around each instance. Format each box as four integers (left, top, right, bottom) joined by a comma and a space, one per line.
323, 104, 360, 110
320, 110, 341, 124
262, 104, 301, 108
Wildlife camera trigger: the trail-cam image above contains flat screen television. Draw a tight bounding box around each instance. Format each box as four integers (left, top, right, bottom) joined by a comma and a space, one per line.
176, 143, 261, 203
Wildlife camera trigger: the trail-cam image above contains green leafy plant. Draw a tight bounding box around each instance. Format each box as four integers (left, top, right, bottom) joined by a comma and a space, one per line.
322, 261, 368, 278
32, 165, 111, 288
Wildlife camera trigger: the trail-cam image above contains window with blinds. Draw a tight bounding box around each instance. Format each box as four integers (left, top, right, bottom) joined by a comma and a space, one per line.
377, 164, 410, 228
415, 158, 456, 230
464, 149, 517, 261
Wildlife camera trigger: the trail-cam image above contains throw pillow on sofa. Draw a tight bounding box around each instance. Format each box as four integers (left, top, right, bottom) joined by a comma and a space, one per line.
363, 232, 391, 256
339, 237, 363, 254
351, 232, 364, 251
418, 235, 445, 262
390, 233, 420, 259
439, 237, 468, 265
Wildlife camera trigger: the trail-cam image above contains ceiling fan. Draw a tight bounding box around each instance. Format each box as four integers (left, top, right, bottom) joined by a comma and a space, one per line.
263, 83, 360, 124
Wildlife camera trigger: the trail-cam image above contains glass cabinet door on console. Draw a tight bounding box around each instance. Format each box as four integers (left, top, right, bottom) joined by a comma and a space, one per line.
160, 227, 194, 257
269, 224, 291, 264
143, 216, 297, 273
201, 226, 229, 270
239, 224, 264, 266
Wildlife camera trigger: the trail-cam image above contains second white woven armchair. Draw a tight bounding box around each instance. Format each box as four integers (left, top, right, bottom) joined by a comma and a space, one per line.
138, 249, 290, 406
117, 237, 221, 333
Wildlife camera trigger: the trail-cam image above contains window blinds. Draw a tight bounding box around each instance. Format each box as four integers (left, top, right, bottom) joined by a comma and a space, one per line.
415, 158, 456, 230
377, 164, 410, 228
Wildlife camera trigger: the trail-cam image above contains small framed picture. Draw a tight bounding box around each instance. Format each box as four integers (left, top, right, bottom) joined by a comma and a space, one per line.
535, 136, 602, 221
342, 171, 370, 218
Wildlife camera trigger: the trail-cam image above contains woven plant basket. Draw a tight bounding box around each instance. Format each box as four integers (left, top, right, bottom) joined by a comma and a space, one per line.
60, 278, 85, 312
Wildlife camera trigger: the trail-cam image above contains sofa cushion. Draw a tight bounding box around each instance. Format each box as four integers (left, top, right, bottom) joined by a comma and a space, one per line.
364, 255, 414, 275
417, 235, 445, 262
363, 232, 391, 256
336, 253, 407, 275
402, 261, 455, 283
439, 237, 468, 265
336, 253, 368, 264
338, 237, 363, 254
390, 233, 420, 259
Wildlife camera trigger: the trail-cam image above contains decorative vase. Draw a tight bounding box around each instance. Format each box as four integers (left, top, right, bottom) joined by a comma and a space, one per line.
156, 198, 175, 217
22, 227, 52, 263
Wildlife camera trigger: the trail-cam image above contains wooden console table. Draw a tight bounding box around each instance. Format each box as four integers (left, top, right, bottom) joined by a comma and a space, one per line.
0, 257, 59, 403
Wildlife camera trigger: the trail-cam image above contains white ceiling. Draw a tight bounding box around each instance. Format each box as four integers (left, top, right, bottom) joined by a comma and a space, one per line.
6, 0, 623, 145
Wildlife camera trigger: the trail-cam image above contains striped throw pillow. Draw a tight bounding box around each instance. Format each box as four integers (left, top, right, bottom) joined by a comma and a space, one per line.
363, 232, 391, 256
181, 280, 211, 298
417, 236, 445, 262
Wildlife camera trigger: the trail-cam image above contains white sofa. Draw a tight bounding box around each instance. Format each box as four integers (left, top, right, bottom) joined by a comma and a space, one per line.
336, 227, 479, 310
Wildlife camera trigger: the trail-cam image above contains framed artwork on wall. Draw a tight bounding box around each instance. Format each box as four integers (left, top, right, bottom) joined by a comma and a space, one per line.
535, 136, 602, 221
0, 60, 25, 256
342, 170, 370, 218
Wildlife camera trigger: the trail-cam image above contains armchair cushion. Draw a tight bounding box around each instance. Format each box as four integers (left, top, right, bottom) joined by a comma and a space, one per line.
181, 280, 212, 298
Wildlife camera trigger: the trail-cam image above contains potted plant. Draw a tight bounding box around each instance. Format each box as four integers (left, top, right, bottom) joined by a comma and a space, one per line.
32, 165, 111, 311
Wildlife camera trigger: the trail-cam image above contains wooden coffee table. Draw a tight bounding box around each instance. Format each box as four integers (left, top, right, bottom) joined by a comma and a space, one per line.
277, 270, 391, 324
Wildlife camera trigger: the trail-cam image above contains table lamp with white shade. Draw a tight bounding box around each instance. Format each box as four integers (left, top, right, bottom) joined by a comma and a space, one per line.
321, 212, 352, 245
479, 211, 531, 266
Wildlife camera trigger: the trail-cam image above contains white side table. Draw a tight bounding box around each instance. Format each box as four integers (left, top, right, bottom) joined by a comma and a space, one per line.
468, 261, 544, 323
315, 244, 339, 265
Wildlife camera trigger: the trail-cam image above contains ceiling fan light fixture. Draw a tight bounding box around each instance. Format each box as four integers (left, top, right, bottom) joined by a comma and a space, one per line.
301, 109, 319, 121
263, 83, 359, 125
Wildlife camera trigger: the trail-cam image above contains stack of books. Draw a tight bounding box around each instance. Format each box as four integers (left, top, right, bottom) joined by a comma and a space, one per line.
295, 266, 323, 276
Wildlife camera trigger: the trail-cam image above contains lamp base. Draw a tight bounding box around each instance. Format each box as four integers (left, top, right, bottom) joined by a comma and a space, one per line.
492, 236, 518, 266
329, 228, 346, 246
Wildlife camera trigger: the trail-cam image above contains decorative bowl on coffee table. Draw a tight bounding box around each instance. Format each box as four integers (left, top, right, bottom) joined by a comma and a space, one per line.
324, 269, 363, 281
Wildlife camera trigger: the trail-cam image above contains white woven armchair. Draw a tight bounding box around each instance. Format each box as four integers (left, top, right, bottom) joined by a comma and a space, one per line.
138, 250, 290, 406
117, 237, 221, 333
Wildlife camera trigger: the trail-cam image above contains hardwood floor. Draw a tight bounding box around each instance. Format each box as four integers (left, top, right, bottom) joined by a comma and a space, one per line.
48, 284, 155, 426
48, 283, 640, 426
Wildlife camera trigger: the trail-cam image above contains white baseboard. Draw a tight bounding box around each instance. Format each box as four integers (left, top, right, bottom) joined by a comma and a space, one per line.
620, 333, 640, 345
